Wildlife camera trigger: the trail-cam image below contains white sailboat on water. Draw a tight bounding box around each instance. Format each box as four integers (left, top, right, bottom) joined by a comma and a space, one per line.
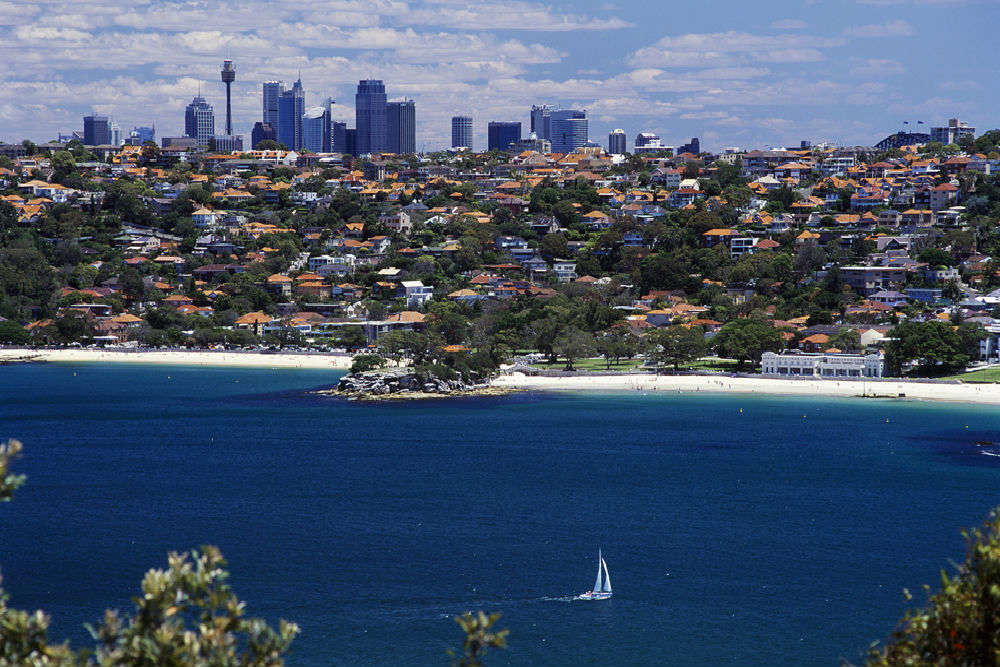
576, 549, 612, 600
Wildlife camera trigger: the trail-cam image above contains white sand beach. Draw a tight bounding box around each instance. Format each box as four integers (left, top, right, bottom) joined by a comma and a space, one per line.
492, 372, 1000, 405
0, 348, 352, 369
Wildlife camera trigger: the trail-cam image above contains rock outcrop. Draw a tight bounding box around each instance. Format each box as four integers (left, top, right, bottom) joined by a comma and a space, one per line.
334, 368, 482, 399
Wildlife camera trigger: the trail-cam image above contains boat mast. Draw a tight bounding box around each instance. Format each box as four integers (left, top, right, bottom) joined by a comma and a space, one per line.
593, 549, 603, 593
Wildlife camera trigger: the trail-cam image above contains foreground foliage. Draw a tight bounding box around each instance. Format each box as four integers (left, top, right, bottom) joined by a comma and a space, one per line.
868, 508, 1000, 667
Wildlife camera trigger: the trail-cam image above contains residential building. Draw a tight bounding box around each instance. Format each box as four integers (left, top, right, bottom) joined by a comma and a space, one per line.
386, 99, 416, 154
401, 280, 433, 308
549, 109, 588, 153
530, 104, 552, 140
277, 77, 304, 150
451, 115, 473, 150
511, 134, 550, 153
356, 79, 388, 155
488, 122, 521, 151
761, 351, 884, 378
839, 265, 908, 295
83, 114, 112, 146
930, 118, 975, 145
608, 129, 626, 155
184, 95, 215, 148
677, 137, 700, 155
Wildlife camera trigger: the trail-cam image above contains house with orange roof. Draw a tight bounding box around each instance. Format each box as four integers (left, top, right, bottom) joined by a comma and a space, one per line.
234, 311, 272, 336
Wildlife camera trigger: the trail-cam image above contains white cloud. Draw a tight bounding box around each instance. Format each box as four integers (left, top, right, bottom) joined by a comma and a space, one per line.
850, 58, 905, 76
771, 19, 809, 29
844, 19, 915, 37
629, 31, 844, 67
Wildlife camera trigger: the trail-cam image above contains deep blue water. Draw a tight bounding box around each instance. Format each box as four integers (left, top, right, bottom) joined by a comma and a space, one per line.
2, 363, 1000, 666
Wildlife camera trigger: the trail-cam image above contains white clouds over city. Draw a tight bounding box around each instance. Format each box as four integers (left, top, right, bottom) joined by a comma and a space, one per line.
0, 0, 993, 149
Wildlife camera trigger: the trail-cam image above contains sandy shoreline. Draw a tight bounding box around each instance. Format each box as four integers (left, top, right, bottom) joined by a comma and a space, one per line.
491, 372, 1000, 405
0, 348, 353, 369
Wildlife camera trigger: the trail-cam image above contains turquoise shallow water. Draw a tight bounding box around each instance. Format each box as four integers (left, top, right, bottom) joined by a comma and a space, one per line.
2, 363, 1000, 666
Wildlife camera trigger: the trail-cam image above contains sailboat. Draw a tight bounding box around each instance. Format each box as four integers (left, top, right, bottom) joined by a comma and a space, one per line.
576, 549, 613, 600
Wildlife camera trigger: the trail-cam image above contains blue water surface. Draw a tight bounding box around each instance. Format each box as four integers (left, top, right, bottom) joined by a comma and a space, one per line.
2, 362, 1000, 666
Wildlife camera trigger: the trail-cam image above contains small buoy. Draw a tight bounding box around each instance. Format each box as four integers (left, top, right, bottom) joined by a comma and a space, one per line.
739, 408, 743, 414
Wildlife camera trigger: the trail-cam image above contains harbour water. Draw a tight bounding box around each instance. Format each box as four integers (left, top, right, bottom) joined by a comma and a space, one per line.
2, 363, 1000, 666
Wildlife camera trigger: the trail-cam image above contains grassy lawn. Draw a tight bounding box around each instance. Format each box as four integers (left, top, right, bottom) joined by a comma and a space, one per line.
943, 368, 1000, 383
530, 357, 645, 372
528, 356, 741, 373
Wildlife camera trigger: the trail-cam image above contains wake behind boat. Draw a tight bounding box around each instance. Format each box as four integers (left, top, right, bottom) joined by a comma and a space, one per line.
576, 550, 612, 600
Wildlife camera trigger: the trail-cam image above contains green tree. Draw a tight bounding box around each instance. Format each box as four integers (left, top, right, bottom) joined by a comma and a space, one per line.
886, 321, 984, 377
50, 150, 76, 180
350, 353, 386, 373
712, 319, 783, 370
552, 325, 594, 370
450, 611, 508, 667
867, 507, 1000, 667
649, 324, 707, 371
0, 321, 28, 344
829, 327, 861, 352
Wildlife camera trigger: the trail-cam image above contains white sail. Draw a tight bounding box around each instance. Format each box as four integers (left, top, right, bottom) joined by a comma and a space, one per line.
593, 549, 603, 592
600, 558, 612, 593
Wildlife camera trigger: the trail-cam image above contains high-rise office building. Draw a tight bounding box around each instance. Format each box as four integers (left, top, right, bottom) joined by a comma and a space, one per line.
549, 109, 587, 153
635, 132, 660, 149
251, 122, 275, 149
387, 99, 416, 154
451, 115, 472, 150
128, 125, 156, 145
220, 60, 236, 136
530, 105, 552, 140
211, 135, 243, 152
110, 120, 122, 146
184, 95, 215, 148
488, 121, 521, 151
608, 128, 626, 155
302, 103, 332, 153
356, 79, 388, 155
83, 114, 112, 146
277, 76, 304, 150
262, 81, 283, 134
344, 128, 357, 157
332, 121, 347, 154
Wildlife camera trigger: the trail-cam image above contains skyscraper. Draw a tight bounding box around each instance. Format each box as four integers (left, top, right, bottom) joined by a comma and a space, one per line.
251, 122, 275, 149
355, 80, 387, 155
277, 76, 304, 150
488, 121, 521, 151
83, 114, 111, 146
451, 116, 472, 150
530, 105, 552, 140
386, 100, 416, 154
110, 120, 122, 147
184, 95, 215, 148
262, 81, 283, 134
608, 128, 626, 155
128, 125, 156, 146
220, 60, 236, 136
302, 104, 332, 153
549, 109, 587, 153
332, 121, 347, 154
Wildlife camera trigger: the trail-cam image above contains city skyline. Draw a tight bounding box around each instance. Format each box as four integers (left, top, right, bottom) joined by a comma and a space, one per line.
0, 0, 997, 151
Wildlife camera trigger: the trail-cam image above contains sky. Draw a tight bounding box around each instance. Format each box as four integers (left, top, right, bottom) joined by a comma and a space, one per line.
1, 0, 998, 152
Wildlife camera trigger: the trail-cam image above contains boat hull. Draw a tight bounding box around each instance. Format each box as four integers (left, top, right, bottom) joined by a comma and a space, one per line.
576, 591, 612, 600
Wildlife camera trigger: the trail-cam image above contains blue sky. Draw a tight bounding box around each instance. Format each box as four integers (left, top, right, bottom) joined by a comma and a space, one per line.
1, 0, 997, 151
